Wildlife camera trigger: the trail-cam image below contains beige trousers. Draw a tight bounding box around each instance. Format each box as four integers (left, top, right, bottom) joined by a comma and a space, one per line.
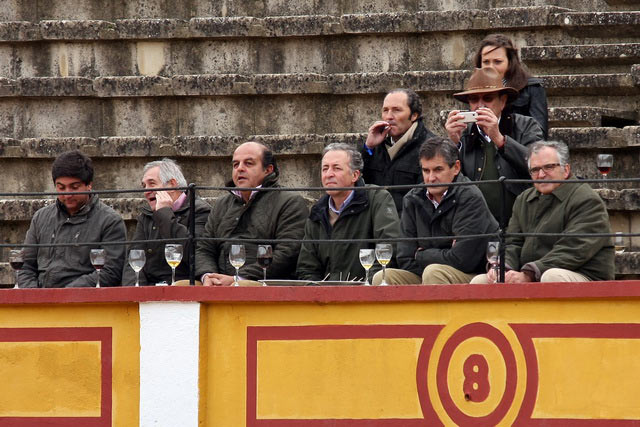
470, 268, 591, 284
372, 264, 476, 285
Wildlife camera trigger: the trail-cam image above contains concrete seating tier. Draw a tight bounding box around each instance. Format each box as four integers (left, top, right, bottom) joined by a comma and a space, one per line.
548, 107, 637, 128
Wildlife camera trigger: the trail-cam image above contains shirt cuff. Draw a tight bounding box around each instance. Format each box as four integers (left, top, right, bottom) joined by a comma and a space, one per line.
363, 141, 374, 156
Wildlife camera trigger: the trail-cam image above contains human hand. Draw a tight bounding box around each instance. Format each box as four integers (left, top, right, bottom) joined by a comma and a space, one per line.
365, 121, 391, 149
504, 270, 534, 283
444, 110, 467, 144
154, 191, 174, 210
475, 107, 505, 148
202, 273, 235, 286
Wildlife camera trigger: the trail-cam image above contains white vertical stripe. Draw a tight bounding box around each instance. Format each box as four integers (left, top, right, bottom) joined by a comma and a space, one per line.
139, 302, 200, 427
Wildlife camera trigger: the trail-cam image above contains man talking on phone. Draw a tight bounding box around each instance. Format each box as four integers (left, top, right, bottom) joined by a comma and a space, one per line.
445, 67, 543, 225
361, 88, 436, 215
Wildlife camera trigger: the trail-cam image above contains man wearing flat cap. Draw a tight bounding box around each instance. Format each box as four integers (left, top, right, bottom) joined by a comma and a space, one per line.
445, 67, 543, 224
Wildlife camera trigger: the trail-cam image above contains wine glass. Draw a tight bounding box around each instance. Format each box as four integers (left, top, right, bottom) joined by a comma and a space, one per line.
129, 249, 146, 287
486, 241, 500, 283
359, 248, 375, 286
614, 232, 626, 254
375, 243, 393, 286
229, 244, 246, 287
9, 249, 24, 289
164, 244, 183, 286
257, 245, 273, 286
90, 248, 106, 288
596, 154, 613, 179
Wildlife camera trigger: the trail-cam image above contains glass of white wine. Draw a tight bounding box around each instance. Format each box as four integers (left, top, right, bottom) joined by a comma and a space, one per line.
359, 249, 375, 286
614, 232, 626, 254
229, 244, 246, 287
375, 243, 392, 286
90, 248, 106, 288
129, 249, 146, 287
164, 244, 183, 286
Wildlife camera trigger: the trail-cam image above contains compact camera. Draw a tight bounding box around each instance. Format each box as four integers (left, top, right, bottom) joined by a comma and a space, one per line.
459, 111, 478, 123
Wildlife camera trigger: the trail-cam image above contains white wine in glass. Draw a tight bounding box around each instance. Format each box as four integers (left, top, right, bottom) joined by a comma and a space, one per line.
359, 248, 375, 286
614, 232, 626, 254
164, 244, 183, 286
229, 244, 246, 287
129, 249, 146, 287
375, 243, 393, 286
90, 248, 106, 288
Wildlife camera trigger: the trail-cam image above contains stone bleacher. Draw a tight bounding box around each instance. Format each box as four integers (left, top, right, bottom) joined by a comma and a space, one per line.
0, 0, 639, 283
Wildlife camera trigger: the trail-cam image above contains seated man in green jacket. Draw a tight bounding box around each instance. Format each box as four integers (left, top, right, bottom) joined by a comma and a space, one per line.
297, 143, 401, 282
472, 140, 614, 283
372, 136, 498, 285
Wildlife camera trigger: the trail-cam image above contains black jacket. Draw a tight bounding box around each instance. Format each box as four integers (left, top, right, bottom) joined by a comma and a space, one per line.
459, 112, 543, 224
398, 174, 499, 276
122, 196, 211, 285
360, 119, 436, 214
507, 77, 548, 138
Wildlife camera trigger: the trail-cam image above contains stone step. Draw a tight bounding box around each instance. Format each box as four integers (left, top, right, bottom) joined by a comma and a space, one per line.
549, 107, 638, 127
4, 8, 640, 42
0, 71, 636, 98
522, 43, 640, 65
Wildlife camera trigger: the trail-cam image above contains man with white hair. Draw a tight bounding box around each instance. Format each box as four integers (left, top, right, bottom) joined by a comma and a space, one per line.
122, 158, 211, 285
471, 140, 614, 283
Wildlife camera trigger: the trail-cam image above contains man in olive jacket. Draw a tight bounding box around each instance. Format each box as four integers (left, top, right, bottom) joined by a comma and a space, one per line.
19, 150, 126, 288
372, 137, 498, 285
122, 158, 211, 286
196, 142, 308, 286
297, 143, 401, 282
472, 141, 614, 283
361, 88, 436, 215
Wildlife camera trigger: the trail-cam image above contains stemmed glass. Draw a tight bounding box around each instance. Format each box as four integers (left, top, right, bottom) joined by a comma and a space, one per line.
229, 244, 245, 287
164, 244, 183, 286
257, 245, 272, 286
486, 241, 500, 283
90, 248, 106, 288
359, 249, 375, 286
596, 154, 613, 180
129, 249, 146, 287
375, 243, 393, 286
614, 232, 626, 254
9, 249, 24, 289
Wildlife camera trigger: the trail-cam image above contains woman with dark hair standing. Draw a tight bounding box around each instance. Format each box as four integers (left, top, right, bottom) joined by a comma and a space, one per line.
474, 34, 548, 138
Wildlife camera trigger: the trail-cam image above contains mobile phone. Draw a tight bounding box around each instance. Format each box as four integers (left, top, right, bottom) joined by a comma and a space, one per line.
459, 111, 478, 123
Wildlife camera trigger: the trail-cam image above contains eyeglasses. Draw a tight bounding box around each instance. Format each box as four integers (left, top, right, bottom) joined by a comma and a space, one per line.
467, 94, 498, 103
529, 163, 562, 176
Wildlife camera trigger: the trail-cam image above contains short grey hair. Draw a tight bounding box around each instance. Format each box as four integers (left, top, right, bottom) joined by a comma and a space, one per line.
527, 140, 570, 168
143, 158, 188, 188
323, 143, 364, 172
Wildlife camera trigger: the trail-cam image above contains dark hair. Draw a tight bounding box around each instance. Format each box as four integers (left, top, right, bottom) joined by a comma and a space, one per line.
387, 88, 422, 119
473, 34, 531, 91
258, 143, 279, 177
419, 136, 459, 167
51, 150, 94, 184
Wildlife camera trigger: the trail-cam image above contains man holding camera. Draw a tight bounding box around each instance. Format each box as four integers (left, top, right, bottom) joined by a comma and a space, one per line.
445, 67, 543, 224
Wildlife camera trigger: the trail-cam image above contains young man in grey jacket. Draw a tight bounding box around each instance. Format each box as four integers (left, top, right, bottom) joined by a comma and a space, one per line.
19, 150, 126, 288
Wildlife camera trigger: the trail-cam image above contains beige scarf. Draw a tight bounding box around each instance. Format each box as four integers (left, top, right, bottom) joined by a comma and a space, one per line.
387, 121, 418, 160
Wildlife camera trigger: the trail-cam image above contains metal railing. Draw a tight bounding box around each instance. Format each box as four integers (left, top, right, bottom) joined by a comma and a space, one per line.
3, 175, 639, 286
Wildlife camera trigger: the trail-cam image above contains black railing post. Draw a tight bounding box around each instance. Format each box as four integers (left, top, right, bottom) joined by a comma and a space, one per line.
498, 176, 507, 283
188, 183, 196, 286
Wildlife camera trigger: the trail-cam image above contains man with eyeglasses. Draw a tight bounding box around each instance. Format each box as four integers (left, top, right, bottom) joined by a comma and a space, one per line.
471, 140, 614, 284
445, 67, 544, 225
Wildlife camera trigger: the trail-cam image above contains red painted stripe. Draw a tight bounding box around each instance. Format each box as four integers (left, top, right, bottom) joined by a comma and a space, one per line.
512, 323, 640, 425
0, 327, 112, 427
246, 325, 444, 426
3, 280, 640, 304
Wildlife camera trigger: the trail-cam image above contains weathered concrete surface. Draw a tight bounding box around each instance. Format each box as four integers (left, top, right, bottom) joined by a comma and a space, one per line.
549, 107, 637, 127
522, 43, 640, 64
